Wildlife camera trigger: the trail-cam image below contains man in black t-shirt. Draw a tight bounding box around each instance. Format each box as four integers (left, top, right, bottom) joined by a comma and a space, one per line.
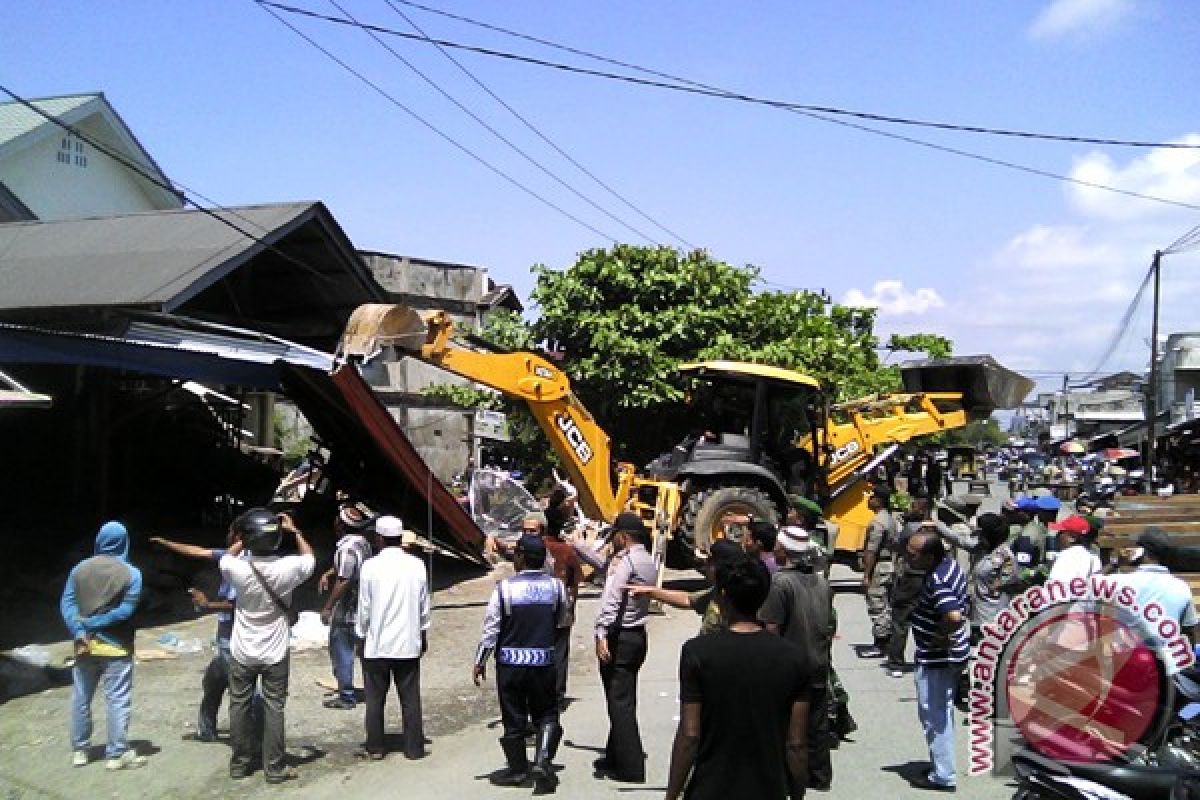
665, 556, 811, 800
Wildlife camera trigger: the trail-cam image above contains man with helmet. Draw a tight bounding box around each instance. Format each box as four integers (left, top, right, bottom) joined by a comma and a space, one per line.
474, 534, 569, 792
219, 509, 315, 783
318, 501, 375, 711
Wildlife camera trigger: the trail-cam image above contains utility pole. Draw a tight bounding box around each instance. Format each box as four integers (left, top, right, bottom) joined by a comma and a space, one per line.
1145, 250, 1162, 493
1062, 373, 1070, 440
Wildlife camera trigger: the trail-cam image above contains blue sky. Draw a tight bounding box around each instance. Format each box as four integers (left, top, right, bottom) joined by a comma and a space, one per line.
3, 0, 1199, 396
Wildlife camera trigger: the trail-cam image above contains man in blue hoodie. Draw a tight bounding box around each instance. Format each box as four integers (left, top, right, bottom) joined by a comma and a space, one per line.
60, 521, 147, 770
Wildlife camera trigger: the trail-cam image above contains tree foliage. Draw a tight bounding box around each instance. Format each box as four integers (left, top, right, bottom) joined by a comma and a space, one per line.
473, 245, 953, 467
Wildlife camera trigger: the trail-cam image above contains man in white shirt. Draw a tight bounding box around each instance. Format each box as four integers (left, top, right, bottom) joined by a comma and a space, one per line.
1047, 515, 1102, 584
219, 509, 315, 784
355, 516, 431, 760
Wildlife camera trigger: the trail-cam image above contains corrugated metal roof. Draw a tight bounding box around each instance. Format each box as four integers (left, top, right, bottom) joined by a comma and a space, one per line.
0, 203, 317, 310
0, 93, 98, 148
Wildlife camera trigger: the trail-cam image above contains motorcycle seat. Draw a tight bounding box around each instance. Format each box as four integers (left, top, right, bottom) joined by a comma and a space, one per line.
1062, 760, 1191, 800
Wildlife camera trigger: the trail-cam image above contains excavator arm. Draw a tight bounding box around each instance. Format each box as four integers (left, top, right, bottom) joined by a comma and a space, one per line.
339, 304, 629, 522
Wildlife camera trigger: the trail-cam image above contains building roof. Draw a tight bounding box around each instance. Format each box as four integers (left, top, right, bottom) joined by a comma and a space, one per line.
0, 203, 349, 309
0, 202, 387, 351
678, 360, 821, 389
0, 92, 181, 209
0, 180, 34, 222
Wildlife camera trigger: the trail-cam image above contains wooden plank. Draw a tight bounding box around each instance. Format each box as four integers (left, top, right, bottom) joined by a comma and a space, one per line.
1096, 512, 1200, 524
1098, 521, 1200, 534
1116, 495, 1200, 510
1099, 531, 1200, 545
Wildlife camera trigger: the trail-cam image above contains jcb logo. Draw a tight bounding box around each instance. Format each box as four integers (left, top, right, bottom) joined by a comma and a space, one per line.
555, 412, 594, 465
829, 440, 861, 465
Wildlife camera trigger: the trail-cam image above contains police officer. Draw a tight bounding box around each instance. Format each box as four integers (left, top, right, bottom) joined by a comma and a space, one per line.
861, 485, 898, 656
474, 535, 569, 793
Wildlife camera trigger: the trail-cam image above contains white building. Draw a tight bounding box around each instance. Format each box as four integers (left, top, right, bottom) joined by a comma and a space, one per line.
0, 92, 182, 221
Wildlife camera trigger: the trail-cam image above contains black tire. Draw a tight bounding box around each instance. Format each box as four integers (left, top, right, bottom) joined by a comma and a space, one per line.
680, 485, 779, 553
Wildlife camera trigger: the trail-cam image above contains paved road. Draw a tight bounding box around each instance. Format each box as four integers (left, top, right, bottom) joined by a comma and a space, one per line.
294, 563, 1016, 800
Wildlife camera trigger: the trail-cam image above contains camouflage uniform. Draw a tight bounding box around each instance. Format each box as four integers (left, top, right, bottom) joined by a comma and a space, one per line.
864, 508, 898, 646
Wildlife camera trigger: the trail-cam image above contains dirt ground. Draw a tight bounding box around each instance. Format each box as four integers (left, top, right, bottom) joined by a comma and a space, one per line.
0, 553, 542, 800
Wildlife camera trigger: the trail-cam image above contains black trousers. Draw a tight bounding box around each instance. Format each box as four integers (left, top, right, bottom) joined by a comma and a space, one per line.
887, 571, 926, 666
808, 683, 833, 788
228, 656, 289, 778
496, 664, 558, 738
600, 627, 647, 781
554, 626, 571, 706
362, 657, 424, 757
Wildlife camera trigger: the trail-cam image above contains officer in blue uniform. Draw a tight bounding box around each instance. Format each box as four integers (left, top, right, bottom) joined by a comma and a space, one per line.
474, 535, 569, 792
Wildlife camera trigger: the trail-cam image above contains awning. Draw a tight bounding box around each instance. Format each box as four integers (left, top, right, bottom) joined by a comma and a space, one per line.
0, 319, 334, 390
281, 363, 485, 563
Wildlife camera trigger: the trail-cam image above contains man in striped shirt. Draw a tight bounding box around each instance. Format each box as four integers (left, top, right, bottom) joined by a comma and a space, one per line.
906, 532, 969, 792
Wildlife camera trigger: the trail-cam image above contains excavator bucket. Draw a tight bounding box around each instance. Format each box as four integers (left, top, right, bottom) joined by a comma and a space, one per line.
899, 355, 1034, 418
339, 304, 431, 360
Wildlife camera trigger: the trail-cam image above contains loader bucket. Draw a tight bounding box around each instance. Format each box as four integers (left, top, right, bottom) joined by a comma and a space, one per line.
339, 304, 431, 360
899, 355, 1033, 417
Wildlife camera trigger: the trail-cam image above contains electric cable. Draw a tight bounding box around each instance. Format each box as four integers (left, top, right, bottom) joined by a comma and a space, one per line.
255, 1, 617, 241
266, 1, 1200, 151
381, 0, 696, 250
0, 84, 341, 289
327, 0, 657, 245
259, 1, 1200, 214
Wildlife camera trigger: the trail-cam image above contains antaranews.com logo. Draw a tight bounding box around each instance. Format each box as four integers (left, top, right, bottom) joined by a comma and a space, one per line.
968, 574, 1195, 775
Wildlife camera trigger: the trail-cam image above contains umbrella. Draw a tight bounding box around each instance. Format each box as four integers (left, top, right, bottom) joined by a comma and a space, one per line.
1100, 448, 1140, 461
1060, 441, 1086, 454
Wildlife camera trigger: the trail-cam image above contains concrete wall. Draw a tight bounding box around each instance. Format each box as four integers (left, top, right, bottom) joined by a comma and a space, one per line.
0, 116, 177, 220
390, 405, 473, 484
356, 253, 508, 481
1162, 333, 1200, 424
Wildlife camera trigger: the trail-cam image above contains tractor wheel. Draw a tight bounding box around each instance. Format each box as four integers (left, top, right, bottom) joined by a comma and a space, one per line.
681, 485, 779, 553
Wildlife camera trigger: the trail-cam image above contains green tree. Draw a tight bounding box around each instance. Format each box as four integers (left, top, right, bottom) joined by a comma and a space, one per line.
523, 245, 951, 465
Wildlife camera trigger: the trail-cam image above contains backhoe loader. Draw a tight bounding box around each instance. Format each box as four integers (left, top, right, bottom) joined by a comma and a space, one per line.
338, 305, 1032, 568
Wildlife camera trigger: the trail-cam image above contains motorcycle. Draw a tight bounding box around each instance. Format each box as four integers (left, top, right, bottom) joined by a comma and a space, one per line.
1012, 748, 1198, 800
1011, 662, 1200, 798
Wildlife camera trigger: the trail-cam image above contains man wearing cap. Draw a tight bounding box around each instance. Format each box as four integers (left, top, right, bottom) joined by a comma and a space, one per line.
593, 511, 657, 783
862, 485, 898, 656
790, 495, 833, 576
1034, 495, 1064, 564
355, 516, 430, 761
474, 534, 569, 792
1118, 529, 1198, 672
319, 502, 375, 710
1047, 515, 1102, 584
761, 525, 835, 789
1009, 496, 1049, 588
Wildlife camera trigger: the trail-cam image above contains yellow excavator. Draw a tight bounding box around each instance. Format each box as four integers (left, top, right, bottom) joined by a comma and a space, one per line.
338, 304, 1032, 568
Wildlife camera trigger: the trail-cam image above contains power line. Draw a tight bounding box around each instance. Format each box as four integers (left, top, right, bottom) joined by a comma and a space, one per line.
254, 0, 617, 242
326, 0, 657, 246
260, 2, 1200, 215
266, 1, 1200, 152
380, 0, 696, 250
0, 84, 340, 289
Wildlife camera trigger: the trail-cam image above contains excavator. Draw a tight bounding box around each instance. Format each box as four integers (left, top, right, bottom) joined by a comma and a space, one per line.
338, 304, 1032, 569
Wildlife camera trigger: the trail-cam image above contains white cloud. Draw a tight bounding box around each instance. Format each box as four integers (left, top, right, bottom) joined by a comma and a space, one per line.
1068, 134, 1200, 222
842, 280, 945, 315
875, 134, 1200, 388
1029, 0, 1135, 40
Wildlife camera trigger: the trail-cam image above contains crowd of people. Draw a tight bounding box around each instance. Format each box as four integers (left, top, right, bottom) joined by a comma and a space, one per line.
55, 471, 1200, 797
